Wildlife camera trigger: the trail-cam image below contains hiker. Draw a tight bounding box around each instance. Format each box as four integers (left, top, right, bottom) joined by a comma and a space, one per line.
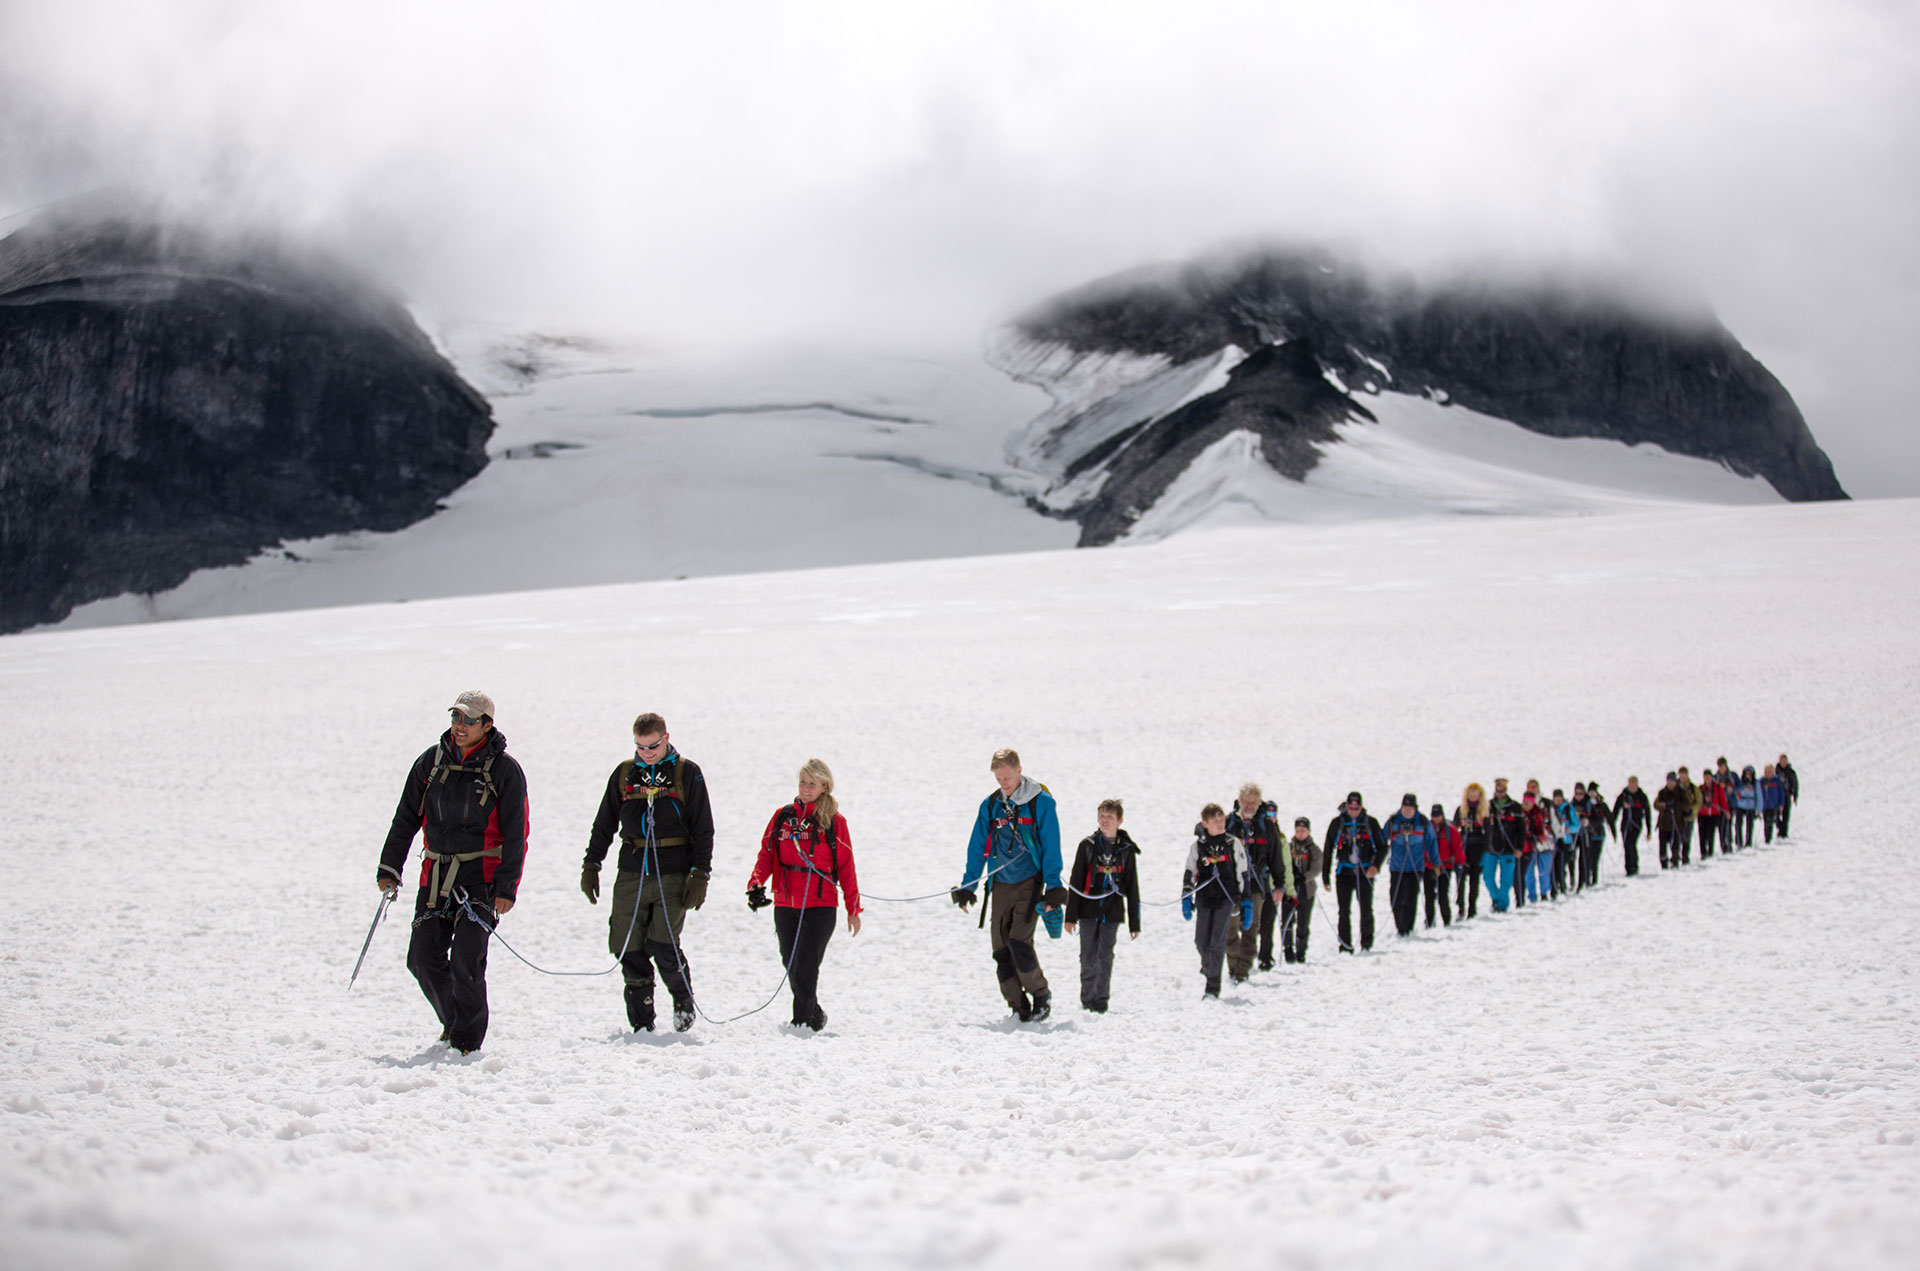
1577, 779, 1611, 888
1675, 766, 1700, 865
1731, 765, 1760, 848
1776, 754, 1799, 838
951, 749, 1066, 1022
1281, 816, 1322, 963
1322, 792, 1386, 952
1183, 804, 1253, 997
1654, 771, 1687, 868
1456, 783, 1491, 917
1518, 790, 1549, 905
1543, 788, 1578, 901
1484, 778, 1525, 912
1383, 794, 1436, 937
1709, 758, 1737, 854
746, 758, 860, 1032
1063, 799, 1141, 1013
1695, 770, 1728, 860
377, 691, 530, 1055
1224, 784, 1287, 979
581, 712, 715, 1034
1761, 765, 1788, 842
1429, 803, 1462, 927
1614, 776, 1651, 876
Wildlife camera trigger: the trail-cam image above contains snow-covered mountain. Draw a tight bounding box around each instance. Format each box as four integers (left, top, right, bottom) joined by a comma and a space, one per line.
995, 248, 1845, 545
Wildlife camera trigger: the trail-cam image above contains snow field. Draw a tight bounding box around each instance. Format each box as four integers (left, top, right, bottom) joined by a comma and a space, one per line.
4, 497, 1918, 1269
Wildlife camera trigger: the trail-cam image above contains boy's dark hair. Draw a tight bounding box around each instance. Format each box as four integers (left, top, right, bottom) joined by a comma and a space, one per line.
1097, 798, 1124, 820
632, 712, 667, 736
1200, 802, 1225, 822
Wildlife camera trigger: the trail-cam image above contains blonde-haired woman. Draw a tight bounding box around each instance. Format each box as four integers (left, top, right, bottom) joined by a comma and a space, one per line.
746, 759, 861, 1031
1455, 782, 1491, 919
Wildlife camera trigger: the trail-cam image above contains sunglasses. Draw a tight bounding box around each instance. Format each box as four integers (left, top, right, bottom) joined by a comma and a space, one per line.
634, 737, 668, 752
450, 711, 485, 726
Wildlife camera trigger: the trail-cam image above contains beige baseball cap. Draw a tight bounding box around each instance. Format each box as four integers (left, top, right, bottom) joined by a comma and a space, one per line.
449, 690, 495, 721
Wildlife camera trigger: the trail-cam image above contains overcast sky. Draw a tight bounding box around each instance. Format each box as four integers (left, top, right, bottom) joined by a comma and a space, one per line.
4, 0, 1916, 495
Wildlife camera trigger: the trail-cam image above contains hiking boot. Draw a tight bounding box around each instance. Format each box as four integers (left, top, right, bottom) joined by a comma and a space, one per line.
672, 1005, 695, 1033
438, 1026, 451, 1042
1014, 994, 1033, 1022
625, 986, 655, 1033
1257, 959, 1274, 971
1030, 991, 1052, 1022
807, 1007, 827, 1032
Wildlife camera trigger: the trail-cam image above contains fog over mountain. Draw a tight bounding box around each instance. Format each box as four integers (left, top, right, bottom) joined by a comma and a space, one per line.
2, 0, 1917, 494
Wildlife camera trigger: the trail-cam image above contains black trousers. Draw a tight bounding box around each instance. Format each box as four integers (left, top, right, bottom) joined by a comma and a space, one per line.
1698, 815, 1721, 858
1458, 854, 1482, 916
1281, 892, 1314, 962
1256, 892, 1278, 966
1422, 869, 1451, 926
1763, 810, 1779, 842
1335, 869, 1375, 951
1733, 810, 1756, 847
1622, 824, 1641, 875
1677, 819, 1694, 864
1388, 870, 1420, 936
408, 890, 493, 1051
1778, 798, 1793, 838
774, 904, 836, 1027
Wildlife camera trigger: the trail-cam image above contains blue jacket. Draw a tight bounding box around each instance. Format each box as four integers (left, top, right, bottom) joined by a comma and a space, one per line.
961, 777, 1062, 891
1732, 779, 1760, 812
1761, 777, 1787, 811
1382, 811, 1438, 871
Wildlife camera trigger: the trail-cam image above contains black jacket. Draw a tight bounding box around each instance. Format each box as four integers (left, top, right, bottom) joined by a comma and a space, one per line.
1321, 810, 1386, 884
1613, 787, 1651, 833
380, 729, 530, 902
1065, 831, 1142, 932
1487, 794, 1529, 856
1225, 802, 1284, 897
1185, 831, 1251, 909
584, 749, 715, 876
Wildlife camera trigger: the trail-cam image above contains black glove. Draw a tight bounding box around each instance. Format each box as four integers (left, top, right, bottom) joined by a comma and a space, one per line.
1043, 886, 1068, 910
951, 886, 976, 909
580, 863, 600, 905
746, 884, 772, 911
683, 871, 709, 910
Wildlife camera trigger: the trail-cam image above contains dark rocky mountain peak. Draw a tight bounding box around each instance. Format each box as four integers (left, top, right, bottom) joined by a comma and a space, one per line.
0, 200, 495, 632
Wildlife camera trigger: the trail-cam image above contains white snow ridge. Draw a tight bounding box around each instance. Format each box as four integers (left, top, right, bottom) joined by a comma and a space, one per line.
5, 495, 1918, 1270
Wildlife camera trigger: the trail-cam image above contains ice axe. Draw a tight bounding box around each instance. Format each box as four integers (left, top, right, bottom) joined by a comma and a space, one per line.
348, 888, 396, 991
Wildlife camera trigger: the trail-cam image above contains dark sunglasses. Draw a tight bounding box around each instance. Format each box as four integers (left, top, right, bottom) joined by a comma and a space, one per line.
450, 711, 485, 726
634, 737, 668, 752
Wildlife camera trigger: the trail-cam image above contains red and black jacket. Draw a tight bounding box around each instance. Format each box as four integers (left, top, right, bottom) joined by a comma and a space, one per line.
379, 729, 530, 902
747, 801, 860, 914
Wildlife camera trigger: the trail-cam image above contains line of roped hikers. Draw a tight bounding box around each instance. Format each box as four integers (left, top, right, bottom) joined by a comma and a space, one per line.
374, 692, 1800, 1053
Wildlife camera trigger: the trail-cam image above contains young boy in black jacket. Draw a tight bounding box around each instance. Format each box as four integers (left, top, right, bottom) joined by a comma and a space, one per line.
1183, 804, 1252, 998
1063, 799, 1141, 1013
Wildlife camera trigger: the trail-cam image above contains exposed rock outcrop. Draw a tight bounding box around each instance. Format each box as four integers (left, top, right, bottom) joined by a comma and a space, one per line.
0, 205, 494, 631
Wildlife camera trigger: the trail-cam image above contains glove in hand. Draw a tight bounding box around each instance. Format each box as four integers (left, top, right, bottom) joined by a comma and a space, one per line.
580, 864, 600, 905
683, 872, 709, 910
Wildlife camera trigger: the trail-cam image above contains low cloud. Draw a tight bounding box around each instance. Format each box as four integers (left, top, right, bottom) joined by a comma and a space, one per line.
4, 0, 1916, 493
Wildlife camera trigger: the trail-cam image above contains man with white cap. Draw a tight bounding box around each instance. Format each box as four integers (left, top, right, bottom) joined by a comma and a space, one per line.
376, 691, 530, 1054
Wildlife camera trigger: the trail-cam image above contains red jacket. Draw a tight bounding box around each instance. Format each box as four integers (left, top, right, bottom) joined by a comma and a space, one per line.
749, 801, 860, 914
1433, 819, 1465, 869
1697, 781, 1729, 818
